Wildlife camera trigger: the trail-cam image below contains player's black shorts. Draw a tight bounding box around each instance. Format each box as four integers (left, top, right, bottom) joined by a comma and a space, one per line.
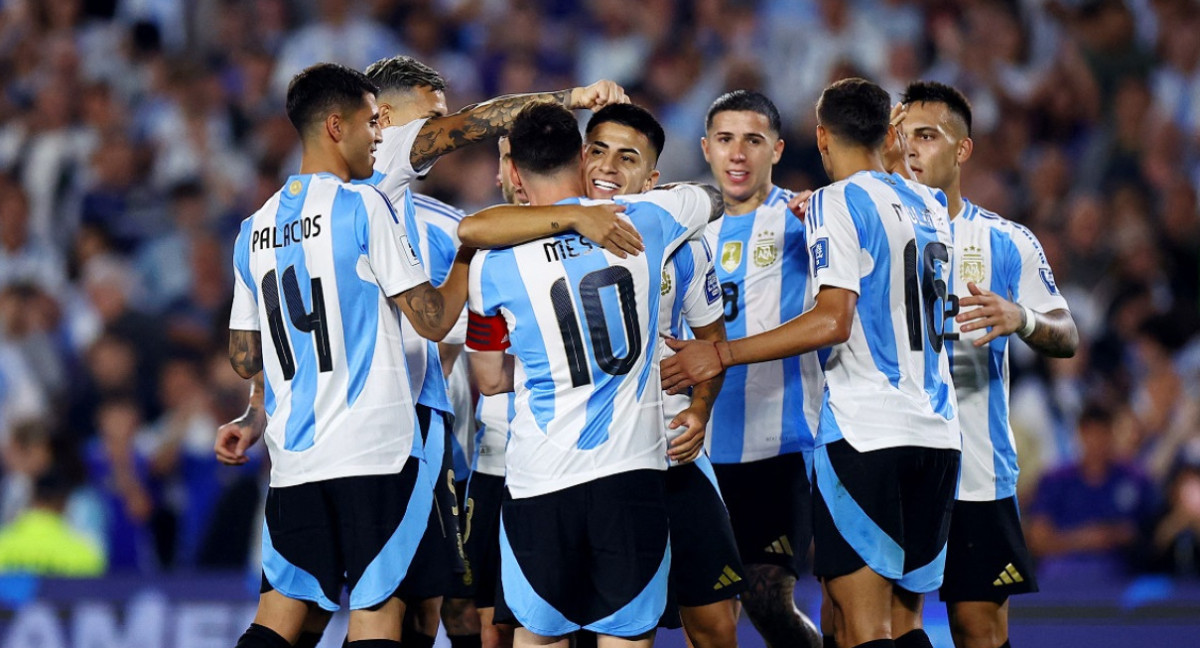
260, 456, 431, 610
712, 452, 811, 576
463, 472, 505, 608
812, 440, 959, 593
666, 456, 745, 609
404, 404, 466, 600
496, 470, 669, 638
940, 496, 1039, 603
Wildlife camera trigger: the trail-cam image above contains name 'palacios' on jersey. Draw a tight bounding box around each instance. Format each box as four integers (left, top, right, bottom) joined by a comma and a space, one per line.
251, 214, 323, 253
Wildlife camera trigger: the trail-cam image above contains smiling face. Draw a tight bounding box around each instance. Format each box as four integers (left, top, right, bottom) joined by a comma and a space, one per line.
340, 92, 383, 180
901, 100, 970, 195
701, 110, 783, 214
582, 121, 660, 199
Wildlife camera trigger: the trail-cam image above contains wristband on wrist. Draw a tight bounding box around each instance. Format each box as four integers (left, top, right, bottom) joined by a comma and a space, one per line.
1017, 305, 1037, 338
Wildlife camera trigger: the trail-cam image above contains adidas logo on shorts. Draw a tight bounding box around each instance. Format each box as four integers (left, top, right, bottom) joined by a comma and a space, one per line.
993, 563, 1025, 586
763, 535, 794, 557
713, 565, 743, 590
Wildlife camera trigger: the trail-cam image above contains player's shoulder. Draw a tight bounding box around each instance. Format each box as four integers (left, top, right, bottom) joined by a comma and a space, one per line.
966, 201, 1040, 243
764, 184, 794, 208
413, 193, 466, 222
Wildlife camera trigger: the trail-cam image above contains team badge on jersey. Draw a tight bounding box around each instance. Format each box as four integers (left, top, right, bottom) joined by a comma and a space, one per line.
721, 241, 743, 273
960, 245, 986, 285
705, 268, 720, 304
288, 179, 302, 195
753, 231, 778, 268
661, 269, 672, 296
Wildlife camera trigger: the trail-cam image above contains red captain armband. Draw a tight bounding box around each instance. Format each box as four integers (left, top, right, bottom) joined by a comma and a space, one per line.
467, 312, 511, 351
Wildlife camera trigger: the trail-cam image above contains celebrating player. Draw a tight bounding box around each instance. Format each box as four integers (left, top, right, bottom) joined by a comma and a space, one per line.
901, 80, 1078, 648
663, 78, 962, 648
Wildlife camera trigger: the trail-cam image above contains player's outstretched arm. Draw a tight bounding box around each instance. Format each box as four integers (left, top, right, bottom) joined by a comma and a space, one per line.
410, 80, 629, 169
661, 287, 856, 393
215, 371, 266, 466
457, 202, 644, 257
392, 247, 476, 342
956, 281, 1078, 357
666, 318, 726, 463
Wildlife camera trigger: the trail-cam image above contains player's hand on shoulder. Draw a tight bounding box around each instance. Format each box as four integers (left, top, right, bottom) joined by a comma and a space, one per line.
787, 189, 815, 222
569, 80, 630, 111
668, 406, 708, 464
956, 281, 1024, 346
661, 338, 723, 394
575, 202, 643, 257
214, 410, 265, 466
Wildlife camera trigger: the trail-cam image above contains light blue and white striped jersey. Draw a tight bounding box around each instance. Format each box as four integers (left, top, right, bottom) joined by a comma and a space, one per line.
410, 192, 474, 479
230, 172, 430, 487
468, 185, 713, 498
658, 238, 723, 451
949, 199, 1068, 501
806, 171, 959, 452
472, 376, 513, 478
704, 186, 822, 463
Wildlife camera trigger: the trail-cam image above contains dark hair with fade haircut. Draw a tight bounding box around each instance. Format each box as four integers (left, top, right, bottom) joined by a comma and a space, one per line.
508, 102, 582, 175
585, 104, 667, 163
705, 90, 782, 135
901, 81, 973, 137
285, 63, 378, 136
364, 55, 447, 94
816, 78, 891, 149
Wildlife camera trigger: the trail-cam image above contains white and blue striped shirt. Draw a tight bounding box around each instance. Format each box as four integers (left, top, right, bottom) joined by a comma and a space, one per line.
704, 186, 822, 463
806, 171, 959, 452
230, 172, 429, 487
949, 199, 1068, 501
467, 186, 712, 498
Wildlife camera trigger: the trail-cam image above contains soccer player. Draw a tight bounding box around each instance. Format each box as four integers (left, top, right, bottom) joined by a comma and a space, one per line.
461, 102, 723, 648
900, 81, 1078, 648
221, 62, 472, 648
662, 78, 962, 648
698, 89, 822, 648
583, 103, 743, 648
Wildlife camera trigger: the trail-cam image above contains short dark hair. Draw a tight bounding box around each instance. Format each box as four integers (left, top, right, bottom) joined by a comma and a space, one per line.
816, 78, 891, 149
364, 55, 447, 95
285, 63, 378, 136
585, 104, 666, 162
508, 103, 582, 176
705, 90, 782, 135
901, 80, 973, 137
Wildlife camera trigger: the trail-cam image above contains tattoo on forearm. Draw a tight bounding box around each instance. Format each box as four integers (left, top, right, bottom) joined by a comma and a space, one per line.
229, 331, 263, 378
405, 283, 447, 333
1025, 309, 1078, 358
410, 90, 572, 168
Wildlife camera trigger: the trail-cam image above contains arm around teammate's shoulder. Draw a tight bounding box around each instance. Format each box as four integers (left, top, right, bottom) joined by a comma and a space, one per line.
409, 80, 629, 169
457, 202, 642, 256
390, 246, 475, 342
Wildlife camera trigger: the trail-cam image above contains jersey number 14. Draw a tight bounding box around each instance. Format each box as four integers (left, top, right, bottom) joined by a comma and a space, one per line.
262, 266, 332, 380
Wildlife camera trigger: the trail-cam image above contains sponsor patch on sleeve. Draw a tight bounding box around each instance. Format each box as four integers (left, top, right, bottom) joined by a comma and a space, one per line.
704, 268, 720, 304
811, 237, 829, 271
400, 234, 420, 266
1039, 267, 1060, 296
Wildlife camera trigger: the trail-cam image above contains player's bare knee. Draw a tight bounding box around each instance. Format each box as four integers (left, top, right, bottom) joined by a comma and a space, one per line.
948, 603, 1005, 648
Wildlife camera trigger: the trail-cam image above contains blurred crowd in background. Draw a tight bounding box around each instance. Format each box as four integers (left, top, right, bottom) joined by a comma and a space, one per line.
0, 0, 1198, 583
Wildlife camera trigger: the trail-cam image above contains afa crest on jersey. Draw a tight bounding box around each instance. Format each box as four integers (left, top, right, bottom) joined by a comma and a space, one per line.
661, 270, 672, 296
721, 241, 743, 273
960, 245, 986, 285
753, 231, 778, 268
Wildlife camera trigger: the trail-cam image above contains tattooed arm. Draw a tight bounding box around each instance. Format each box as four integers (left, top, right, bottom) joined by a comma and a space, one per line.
457, 202, 642, 256
391, 247, 476, 341
215, 371, 266, 466
956, 281, 1079, 357
228, 329, 263, 379
656, 182, 725, 222
410, 80, 628, 169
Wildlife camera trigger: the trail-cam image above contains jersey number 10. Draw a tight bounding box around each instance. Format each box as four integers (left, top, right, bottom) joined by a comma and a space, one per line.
262, 266, 332, 380
550, 267, 642, 387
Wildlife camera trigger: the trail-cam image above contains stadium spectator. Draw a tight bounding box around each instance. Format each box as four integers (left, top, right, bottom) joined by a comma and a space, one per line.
0, 466, 105, 577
